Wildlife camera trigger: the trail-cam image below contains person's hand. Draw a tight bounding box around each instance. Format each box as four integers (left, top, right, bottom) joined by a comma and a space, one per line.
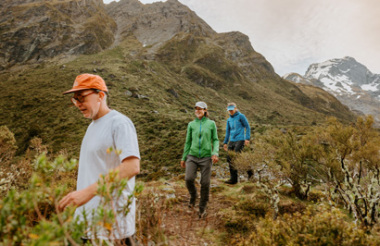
223, 144, 228, 151
244, 140, 250, 146
180, 160, 186, 168
211, 155, 219, 164
58, 187, 95, 211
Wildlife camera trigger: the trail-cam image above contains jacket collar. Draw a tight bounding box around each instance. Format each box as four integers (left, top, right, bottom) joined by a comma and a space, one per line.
230, 111, 240, 118
195, 116, 207, 122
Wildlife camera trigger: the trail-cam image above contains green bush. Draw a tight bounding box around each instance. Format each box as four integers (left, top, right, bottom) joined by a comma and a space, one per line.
240, 205, 380, 246
0, 154, 81, 245
0, 153, 143, 245
232, 116, 380, 229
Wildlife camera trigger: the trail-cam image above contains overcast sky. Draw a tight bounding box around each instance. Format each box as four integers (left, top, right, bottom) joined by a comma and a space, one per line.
103, 0, 380, 76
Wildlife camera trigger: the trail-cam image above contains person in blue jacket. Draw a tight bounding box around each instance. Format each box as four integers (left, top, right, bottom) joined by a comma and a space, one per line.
223, 102, 252, 184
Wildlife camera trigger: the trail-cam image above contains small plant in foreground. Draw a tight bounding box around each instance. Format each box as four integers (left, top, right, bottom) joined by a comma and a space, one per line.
0, 152, 143, 245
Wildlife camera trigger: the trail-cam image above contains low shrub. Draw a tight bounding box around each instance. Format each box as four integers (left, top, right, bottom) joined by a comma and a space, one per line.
235, 199, 270, 218
0, 153, 143, 245
307, 189, 326, 203
240, 204, 380, 246
239, 184, 256, 194
136, 188, 168, 245
220, 209, 255, 234
277, 200, 306, 215
0, 125, 17, 162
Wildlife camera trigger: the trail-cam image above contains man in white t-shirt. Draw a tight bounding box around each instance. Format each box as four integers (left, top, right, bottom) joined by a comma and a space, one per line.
58, 74, 140, 245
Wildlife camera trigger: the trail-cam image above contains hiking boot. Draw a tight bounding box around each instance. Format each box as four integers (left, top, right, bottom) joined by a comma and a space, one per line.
188, 196, 196, 208
224, 179, 237, 185
199, 208, 207, 219
247, 170, 253, 180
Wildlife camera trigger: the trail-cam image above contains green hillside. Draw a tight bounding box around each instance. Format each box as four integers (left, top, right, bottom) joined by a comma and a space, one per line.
1, 1, 374, 245
0, 34, 356, 175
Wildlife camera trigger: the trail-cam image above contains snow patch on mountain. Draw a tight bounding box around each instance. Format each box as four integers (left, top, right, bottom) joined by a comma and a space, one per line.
320, 76, 354, 95
361, 83, 378, 92
305, 63, 331, 80
284, 56, 380, 124
293, 76, 301, 83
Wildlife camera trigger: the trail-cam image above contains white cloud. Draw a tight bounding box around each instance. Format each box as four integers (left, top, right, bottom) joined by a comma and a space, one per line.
103, 0, 380, 76
180, 0, 380, 76
103, 0, 165, 3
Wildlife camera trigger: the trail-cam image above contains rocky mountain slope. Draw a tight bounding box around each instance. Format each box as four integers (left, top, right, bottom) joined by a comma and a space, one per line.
284, 57, 380, 121
105, 0, 215, 49
0, 0, 116, 71
0, 0, 356, 173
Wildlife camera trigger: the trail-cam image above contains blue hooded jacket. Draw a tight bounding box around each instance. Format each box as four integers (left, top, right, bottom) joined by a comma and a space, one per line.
223, 111, 251, 144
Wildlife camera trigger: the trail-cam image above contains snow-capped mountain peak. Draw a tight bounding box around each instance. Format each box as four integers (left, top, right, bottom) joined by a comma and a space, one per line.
283, 57, 380, 123
304, 56, 379, 96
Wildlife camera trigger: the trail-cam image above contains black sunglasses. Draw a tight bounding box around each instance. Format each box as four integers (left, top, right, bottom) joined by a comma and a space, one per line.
71, 90, 100, 105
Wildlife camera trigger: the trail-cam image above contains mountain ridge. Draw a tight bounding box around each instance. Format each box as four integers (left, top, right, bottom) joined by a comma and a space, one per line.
284, 56, 380, 123
0, 0, 356, 164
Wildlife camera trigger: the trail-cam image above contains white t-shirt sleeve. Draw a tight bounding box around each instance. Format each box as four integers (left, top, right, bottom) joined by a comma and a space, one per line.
113, 119, 140, 163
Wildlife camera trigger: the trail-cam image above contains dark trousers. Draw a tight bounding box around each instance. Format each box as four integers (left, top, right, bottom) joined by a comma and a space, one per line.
185, 155, 212, 211
82, 236, 135, 245
227, 140, 253, 182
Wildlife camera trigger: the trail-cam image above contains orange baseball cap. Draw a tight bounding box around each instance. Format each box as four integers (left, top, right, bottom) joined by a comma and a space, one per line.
63, 74, 108, 94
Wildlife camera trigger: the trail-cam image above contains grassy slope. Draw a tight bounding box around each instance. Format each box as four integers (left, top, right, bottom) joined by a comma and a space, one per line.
0, 35, 355, 175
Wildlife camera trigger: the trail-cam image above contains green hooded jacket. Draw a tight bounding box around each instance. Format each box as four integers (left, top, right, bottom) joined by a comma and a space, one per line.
182, 117, 219, 161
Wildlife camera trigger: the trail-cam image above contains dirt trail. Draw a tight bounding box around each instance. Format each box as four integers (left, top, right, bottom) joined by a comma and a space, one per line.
138, 177, 235, 246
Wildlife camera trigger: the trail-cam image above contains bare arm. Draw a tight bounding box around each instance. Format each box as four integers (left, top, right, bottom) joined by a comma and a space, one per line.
58, 156, 140, 211
113, 156, 140, 180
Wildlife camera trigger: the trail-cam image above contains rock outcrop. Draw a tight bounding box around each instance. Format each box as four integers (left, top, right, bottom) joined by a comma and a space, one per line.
214, 32, 274, 77
106, 0, 215, 49
0, 0, 116, 70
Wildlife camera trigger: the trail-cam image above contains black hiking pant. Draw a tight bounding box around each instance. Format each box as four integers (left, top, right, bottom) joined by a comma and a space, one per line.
227, 140, 253, 182
81, 236, 135, 245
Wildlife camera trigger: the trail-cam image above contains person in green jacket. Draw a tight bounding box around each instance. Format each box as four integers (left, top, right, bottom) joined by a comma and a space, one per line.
180, 101, 219, 218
